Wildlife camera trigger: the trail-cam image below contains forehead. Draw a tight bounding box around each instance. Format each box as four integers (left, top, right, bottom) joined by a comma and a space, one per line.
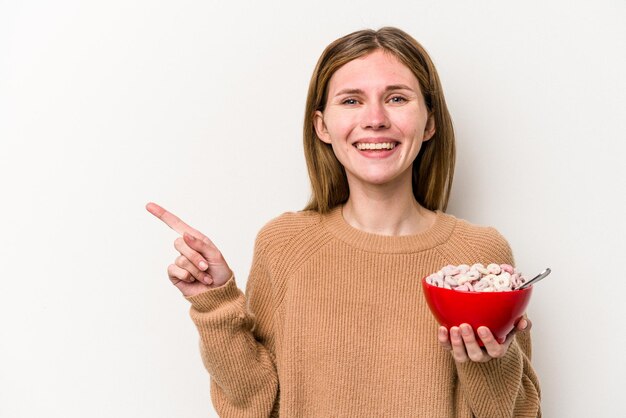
327, 50, 419, 93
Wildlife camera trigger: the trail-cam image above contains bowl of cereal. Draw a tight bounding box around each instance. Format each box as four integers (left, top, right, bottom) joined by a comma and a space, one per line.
421, 263, 532, 345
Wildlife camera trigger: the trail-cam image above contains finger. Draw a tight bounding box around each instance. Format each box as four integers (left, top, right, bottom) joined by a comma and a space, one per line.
184, 232, 233, 286
449, 326, 469, 363
502, 318, 529, 349
174, 236, 210, 272
438, 326, 452, 350
167, 263, 196, 284
500, 317, 532, 348
460, 324, 488, 362
146, 202, 207, 239
183, 233, 219, 258
183, 234, 226, 266
175, 255, 213, 285
477, 327, 506, 358
516, 317, 532, 332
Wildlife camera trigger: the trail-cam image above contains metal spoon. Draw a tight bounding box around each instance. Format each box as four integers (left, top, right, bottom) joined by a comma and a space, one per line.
516, 267, 551, 290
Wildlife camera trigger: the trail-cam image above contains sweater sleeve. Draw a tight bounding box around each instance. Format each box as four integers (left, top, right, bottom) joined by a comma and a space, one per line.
455, 227, 542, 418
184, 231, 279, 418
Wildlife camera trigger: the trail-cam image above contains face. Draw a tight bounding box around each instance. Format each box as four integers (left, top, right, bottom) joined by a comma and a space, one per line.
314, 50, 435, 191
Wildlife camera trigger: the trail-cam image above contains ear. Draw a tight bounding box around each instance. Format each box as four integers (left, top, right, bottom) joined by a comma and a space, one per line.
423, 112, 436, 142
313, 110, 332, 144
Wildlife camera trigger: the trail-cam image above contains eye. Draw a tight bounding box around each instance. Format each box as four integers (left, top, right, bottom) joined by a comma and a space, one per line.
341, 98, 359, 105
389, 96, 407, 103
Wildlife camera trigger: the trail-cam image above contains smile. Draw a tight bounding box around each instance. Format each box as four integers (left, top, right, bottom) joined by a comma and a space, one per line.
354, 142, 398, 150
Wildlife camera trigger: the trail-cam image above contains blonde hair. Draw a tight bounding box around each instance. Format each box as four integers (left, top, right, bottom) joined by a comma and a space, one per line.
303, 27, 455, 213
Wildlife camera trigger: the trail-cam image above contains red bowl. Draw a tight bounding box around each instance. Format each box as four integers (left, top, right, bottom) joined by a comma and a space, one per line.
421, 278, 532, 345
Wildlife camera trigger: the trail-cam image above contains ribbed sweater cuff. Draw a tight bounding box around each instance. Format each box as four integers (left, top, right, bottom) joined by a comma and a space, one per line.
185, 274, 238, 312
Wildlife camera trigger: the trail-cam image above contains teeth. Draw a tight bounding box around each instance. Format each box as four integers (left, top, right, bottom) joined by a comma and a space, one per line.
355, 142, 396, 150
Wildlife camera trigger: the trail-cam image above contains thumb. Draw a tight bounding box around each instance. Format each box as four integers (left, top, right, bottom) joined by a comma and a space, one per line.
183, 232, 211, 267
183, 232, 231, 283
518, 318, 532, 332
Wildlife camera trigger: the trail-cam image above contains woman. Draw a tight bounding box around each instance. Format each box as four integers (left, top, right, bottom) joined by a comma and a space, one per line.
147, 27, 541, 417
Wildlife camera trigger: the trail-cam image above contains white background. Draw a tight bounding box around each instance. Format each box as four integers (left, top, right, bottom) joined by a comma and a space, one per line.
1, 1, 624, 417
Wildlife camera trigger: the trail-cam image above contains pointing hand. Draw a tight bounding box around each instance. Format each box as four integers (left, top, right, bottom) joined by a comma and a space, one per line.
146, 202, 233, 297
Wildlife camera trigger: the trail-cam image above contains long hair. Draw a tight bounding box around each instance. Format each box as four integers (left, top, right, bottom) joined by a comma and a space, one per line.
303, 27, 455, 213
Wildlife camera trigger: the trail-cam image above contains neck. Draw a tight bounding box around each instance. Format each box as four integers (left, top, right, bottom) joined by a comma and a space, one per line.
342, 177, 435, 236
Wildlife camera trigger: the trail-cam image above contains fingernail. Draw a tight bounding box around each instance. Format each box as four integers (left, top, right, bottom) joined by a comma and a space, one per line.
461, 326, 470, 336
199, 261, 208, 270
186, 233, 196, 241
204, 275, 212, 284
478, 328, 488, 337
520, 319, 528, 329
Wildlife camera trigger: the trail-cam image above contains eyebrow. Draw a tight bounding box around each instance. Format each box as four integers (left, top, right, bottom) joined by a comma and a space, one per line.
333, 84, 416, 97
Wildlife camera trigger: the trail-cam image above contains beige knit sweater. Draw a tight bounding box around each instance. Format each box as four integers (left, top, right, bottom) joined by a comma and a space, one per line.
186, 206, 541, 417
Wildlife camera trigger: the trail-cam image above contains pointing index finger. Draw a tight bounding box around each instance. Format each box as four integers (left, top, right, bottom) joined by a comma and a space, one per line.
145, 202, 206, 239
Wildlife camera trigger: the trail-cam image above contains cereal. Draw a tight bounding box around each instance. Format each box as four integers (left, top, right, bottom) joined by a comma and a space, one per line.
471, 263, 490, 275
457, 264, 470, 274
487, 263, 502, 275
425, 263, 526, 292
493, 273, 511, 291
500, 264, 514, 274
442, 264, 460, 276
428, 271, 444, 287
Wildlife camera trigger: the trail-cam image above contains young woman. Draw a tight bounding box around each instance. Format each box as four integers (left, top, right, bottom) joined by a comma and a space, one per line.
147, 27, 541, 417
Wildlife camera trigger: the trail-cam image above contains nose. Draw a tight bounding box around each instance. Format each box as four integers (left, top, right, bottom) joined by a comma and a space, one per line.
361, 102, 390, 130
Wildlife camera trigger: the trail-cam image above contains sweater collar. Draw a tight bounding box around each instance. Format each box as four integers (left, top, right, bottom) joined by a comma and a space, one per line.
320, 204, 456, 254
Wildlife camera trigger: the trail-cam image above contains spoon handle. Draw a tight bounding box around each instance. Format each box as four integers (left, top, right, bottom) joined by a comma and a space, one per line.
517, 267, 551, 290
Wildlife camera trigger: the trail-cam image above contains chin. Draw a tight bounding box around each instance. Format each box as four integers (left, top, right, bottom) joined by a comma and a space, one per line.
356, 175, 401, 187
347, 168, 411, 189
